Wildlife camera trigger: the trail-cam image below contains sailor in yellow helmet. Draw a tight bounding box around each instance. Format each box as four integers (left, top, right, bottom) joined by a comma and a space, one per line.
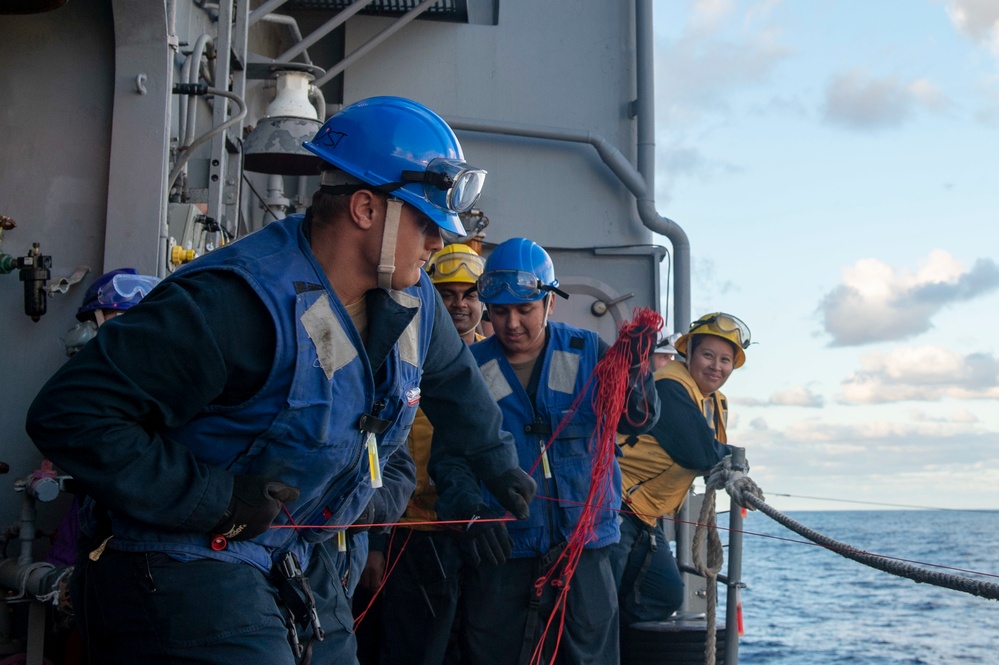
360, 243, 489, 664
610, 312, 751, 626
426, 243, 487, 343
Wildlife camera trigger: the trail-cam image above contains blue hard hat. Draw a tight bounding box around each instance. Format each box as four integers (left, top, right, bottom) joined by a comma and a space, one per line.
302, 96, 485, 237
76, 269, 161, 321
477, 237, 559, 305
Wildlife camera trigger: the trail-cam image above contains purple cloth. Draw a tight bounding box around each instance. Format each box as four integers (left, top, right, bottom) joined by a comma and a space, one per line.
45, 496, 81, 566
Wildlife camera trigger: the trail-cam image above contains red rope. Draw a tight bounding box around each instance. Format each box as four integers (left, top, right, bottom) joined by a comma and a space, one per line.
529, 307, 662, 664
352, 525, 412, 628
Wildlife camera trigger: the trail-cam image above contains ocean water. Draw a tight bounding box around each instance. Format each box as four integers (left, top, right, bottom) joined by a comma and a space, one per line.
735, 510, 999, 664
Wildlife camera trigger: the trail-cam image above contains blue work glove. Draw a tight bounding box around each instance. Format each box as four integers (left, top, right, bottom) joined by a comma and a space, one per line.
212, 475, 300, 541
483, 467, 536, 520
460, 506, 512, 566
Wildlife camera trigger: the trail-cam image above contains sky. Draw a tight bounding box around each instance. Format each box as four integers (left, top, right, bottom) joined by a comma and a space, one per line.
651, 0, 999, 512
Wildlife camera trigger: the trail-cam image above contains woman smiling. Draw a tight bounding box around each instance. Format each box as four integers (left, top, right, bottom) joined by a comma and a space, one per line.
611, 312, 751, 626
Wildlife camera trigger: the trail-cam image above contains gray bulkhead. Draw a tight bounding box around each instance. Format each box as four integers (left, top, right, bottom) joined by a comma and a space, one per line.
0, 0, 687, 619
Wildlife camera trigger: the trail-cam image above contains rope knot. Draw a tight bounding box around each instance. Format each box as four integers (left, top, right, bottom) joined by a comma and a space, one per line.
706, 455, 764, 510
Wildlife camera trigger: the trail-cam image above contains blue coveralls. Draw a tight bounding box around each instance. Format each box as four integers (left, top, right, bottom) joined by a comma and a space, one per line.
455, 323, 657, 665
27, 215, 517, 665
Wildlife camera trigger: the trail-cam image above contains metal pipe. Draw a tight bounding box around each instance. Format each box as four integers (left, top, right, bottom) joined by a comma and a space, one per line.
165, 87, 248, 271
259, 13, 312, 64
17, 491, 35, 566
181, 34, 215, 148
314, 0, 438, 88
248, 0, 290, 26
0, 559, 56, 598
309, 84, 326, 120
166, 0, 178, 50
277, 0, 377, 64
295, 175, 310, 213
446, 117, 648, 195
635, 0, 689, 333
443, 112, 685, 323
168, 88, 248, 191
635, 0, 698, 619
725, 447, 747, 665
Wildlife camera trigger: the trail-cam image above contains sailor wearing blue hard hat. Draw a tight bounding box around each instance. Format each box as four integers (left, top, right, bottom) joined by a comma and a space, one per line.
63, 268, 161, 356
457, 236, 659, 665
27, 96, 534, 665
302, 95, 486, 291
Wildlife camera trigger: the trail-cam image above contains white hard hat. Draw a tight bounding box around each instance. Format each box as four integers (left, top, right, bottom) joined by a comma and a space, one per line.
655, 332, 680, 355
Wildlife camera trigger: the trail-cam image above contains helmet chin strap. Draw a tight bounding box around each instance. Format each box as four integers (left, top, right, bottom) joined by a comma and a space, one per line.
377, 198, 403, 290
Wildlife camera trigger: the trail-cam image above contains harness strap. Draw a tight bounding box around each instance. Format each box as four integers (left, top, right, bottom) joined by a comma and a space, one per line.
631, 522, 659, 606
378, 199, 403, 290
517, 543, 567, 665
272, 552, 324, 665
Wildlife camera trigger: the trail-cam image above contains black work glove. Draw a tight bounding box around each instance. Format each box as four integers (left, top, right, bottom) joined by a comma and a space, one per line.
460, 506, 513, 566
482, 467, 537, 520
627, 322, 659, 368
212, 475, 300, 541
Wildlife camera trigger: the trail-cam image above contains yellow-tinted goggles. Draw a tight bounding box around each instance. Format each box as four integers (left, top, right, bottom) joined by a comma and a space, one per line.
428, 251, 485, 281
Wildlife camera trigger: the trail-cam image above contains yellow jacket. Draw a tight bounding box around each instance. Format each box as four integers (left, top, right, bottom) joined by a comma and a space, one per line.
617, 361, 728, 526
400, 332, 485, 530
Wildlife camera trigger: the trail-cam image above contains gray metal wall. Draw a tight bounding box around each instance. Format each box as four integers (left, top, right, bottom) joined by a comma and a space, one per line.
341, 1, 665, 341
0, 1, 116, 534
0, 0, 669, 547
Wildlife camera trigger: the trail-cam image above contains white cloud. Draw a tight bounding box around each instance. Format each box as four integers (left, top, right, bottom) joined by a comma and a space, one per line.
818, 250, 999, 346
656, 143, 742, 186
691, 0, 737, 32
909, 407, 980, 423
692, 256, 739, 302
907, 78, 950, 111
771, 386, 825, 407
838, 346, 999, 404
656, 1, 791, 121
654, 1, 791, 189
745, 0, 783, 26
738, 385, 824, 407
733, 413, 998, 479
942, 1, 999, 124
822, 69, 951, 131
944, 0, 999, 57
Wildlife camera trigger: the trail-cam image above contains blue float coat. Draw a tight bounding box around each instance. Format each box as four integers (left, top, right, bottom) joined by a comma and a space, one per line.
26, 214, 518, 573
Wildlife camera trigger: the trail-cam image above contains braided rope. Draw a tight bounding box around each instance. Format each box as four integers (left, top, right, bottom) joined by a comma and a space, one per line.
692, 488, 723, 665
692, 456, 762, 665
743, 493, 999, 601
703, 457, 999, 602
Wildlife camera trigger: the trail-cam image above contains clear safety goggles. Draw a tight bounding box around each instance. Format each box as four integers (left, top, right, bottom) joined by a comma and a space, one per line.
96, 274, 161, 308
400, 158, 486, 214
477, 270, 566, 301
690, 312, 751, 349
428, 250, 486, 280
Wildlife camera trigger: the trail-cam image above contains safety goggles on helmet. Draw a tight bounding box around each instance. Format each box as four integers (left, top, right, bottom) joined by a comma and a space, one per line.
95, 274, 161, 309
689, 312, 751, 349
394, 158, 486, 214
477, 270, 568, 302
318, 159, 485, 218
428, 250, 485, 281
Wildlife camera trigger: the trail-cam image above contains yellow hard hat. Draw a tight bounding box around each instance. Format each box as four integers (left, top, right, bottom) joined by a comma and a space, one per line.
674, 312, 750, 369
427, 243, 485, 285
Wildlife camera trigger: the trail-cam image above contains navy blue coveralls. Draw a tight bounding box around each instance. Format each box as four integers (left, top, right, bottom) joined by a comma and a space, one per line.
26, 215, 518, 665
441, 322, 658, 665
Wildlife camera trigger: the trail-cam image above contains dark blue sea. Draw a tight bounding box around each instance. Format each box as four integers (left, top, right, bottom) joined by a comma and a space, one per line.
734, 510, 999, 664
